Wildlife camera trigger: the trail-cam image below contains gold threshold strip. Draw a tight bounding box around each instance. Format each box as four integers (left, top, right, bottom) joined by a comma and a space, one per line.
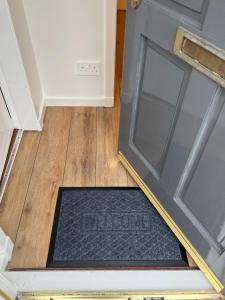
20, 291, 223, 300
0, 290, 13, 300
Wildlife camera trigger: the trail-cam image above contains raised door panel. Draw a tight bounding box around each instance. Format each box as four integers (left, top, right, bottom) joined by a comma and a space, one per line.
154, 0, 209, 25
175, 88, 225, 277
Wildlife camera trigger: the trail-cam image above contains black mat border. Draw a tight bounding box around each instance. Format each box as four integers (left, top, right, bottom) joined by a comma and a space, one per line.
47, 187, 188, 269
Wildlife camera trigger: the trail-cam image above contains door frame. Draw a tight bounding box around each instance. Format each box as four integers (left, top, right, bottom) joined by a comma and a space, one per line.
0, 226, 214, 296
0, 280, 221, 300
1, 270, 214, 296
0, 271, 221, 300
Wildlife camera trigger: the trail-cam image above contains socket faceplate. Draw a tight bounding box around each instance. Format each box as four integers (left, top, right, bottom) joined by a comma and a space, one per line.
76, 61, 101, 76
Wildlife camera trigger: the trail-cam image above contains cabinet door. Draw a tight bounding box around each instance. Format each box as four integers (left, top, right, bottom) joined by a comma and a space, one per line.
0, 88, 13, 180
119, 0, 225, 294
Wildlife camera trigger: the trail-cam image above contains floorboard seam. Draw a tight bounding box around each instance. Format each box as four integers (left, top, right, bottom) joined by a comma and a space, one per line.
11, 131, 42, 266
62, 109, 73, 187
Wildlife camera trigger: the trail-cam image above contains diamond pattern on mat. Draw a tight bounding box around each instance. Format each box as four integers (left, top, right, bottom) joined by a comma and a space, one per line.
53, 189, 183, 262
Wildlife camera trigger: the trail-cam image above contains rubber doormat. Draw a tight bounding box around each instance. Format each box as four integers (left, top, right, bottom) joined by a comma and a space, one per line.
47, 187, 187, 268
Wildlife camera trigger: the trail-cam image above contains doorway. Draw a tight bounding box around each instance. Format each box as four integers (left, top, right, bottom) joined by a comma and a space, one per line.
0, 4, 197, 271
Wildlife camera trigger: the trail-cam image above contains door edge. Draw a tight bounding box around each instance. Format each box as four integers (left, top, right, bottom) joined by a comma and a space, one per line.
118, 151, 224, 294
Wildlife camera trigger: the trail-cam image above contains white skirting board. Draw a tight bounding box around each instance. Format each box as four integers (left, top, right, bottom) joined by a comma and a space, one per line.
3, 270, 212, 292
38, 102, 46, 130
45, 97, 114, 107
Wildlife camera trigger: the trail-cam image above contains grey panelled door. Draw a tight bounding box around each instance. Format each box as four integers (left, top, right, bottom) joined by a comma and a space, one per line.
119, 0, 225, 293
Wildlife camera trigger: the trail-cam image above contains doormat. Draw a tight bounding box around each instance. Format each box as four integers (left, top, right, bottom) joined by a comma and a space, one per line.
47, 187, 187, 268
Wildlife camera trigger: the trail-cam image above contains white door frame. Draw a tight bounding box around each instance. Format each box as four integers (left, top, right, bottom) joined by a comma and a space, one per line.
2, 269, 212, 293
0, 270, 219, 300
103, 0, 117, 105
0, 0, 42, 131
0, 227, 213, 296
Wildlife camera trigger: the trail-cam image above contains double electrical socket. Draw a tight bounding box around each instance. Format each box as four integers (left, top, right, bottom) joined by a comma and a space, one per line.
76, 61, 101, 76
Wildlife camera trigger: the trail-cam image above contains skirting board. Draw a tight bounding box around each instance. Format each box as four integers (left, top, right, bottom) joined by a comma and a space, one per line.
38, 102, 46, 130
45, 97, 114, 107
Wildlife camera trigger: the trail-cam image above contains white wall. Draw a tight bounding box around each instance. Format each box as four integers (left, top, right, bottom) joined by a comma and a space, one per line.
22, 0, 117, 107
0, 0, 116, 132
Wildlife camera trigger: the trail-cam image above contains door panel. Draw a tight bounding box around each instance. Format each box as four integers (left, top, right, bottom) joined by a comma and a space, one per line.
156, 0, 209, 25
180, 90, 225, 251
172, 0, 204, 12
119, 0, 225, 293
131, 37, 191, 178
0, 88, 13, 179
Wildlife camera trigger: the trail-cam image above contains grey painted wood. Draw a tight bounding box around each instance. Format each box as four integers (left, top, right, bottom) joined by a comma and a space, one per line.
119, 0, 225, 290
173, 0, 204, 12
155, 0, 209, 26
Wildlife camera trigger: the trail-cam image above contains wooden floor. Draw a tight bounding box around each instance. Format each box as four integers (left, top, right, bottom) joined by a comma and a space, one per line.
0, 11, 196, 270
